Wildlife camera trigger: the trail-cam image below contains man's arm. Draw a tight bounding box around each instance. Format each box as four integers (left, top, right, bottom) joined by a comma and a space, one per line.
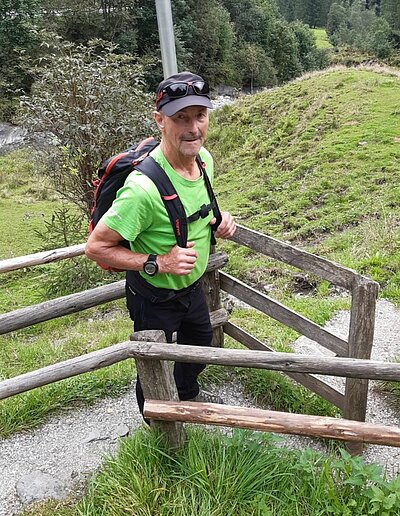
85, 221, 198, 275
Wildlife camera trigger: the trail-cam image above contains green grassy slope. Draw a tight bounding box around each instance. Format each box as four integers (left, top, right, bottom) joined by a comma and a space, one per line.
312, 28, 333, 49
208, 66, 400, 301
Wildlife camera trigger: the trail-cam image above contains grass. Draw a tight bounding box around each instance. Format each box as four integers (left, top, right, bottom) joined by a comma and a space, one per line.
312, 28, 333, 50
0, 303, 134, 436
208, 66, 400, 302
21, 428, 400, 516
0, 149, 60, 259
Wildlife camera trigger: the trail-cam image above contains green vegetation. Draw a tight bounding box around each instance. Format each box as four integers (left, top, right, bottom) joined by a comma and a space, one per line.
312, 28, 334, 49
19, 40, 155, 218
21, 428, 400, 515
208, 66, 400, 302
0, 304, 134, 437
0, 150, 59, 258
0, 0, 328, 118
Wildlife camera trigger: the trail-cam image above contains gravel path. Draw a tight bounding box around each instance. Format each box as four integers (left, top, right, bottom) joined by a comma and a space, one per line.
1, 299, 400, 514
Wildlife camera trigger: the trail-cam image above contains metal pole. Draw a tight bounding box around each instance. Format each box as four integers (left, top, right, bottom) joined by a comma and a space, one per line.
155, 0, 178, 78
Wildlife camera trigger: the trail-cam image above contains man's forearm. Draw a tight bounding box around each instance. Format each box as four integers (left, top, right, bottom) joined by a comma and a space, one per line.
85, 242, 148, 271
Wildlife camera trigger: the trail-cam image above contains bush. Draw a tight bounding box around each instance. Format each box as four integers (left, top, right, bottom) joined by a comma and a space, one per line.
19, 37, 156, 218
35, 207, 119, 296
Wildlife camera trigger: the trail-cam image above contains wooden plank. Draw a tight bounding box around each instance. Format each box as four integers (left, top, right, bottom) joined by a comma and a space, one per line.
2, 341, 400, 401
224, 322, 344, 409
0, 244, 226, 274
0, 254, 227, 336
0, 281, 126, 335
206, 252, 228, 273
0, 341, 132, 400
132, 331, 184, 448
0, 244, 86, 273
344, 280, 379, 455
210, 308, 228, 329
220, 271, 348, 356
231, 225, 359, 290
144, 400, 400, 448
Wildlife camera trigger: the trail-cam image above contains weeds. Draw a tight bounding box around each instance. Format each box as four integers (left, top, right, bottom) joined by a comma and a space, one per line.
22, 428, 400, 516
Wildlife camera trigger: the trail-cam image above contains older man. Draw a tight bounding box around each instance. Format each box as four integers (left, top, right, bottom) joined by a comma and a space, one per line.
86, 71, 236, 414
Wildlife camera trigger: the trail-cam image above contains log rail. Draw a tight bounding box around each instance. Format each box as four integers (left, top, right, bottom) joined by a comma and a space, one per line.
0, 225, 383, 452
2, 341, 400, 401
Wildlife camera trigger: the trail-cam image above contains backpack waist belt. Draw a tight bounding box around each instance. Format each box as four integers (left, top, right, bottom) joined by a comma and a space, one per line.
126, 270, 200, 304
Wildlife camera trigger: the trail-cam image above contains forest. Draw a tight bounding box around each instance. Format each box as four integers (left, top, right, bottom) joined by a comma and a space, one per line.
2, 0, 400, 122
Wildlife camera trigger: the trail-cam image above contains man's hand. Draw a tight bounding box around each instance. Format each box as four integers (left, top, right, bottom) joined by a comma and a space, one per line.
210, 211, 236, 239
158, 242, 197, 275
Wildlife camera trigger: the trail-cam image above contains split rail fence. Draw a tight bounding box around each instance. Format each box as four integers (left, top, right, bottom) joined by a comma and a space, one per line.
2, 224, 399, 454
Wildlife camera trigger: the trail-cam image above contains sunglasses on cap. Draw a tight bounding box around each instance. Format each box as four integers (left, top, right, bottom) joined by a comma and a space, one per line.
157, 81, 210, 103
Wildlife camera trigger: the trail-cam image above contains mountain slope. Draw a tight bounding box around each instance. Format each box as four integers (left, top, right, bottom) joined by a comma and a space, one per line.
208, 66, 400, 300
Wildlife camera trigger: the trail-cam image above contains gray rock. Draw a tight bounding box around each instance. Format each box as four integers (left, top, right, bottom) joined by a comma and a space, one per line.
85, 430, 109, 443
16, 470, 66, 504
0, 123, 27, 149
114, 423, 130, 439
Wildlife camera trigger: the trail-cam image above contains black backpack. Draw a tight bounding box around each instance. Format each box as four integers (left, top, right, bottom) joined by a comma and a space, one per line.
89, 137, 222, 271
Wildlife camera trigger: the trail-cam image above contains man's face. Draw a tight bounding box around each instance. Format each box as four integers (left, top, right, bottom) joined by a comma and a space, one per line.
156, 105, 209, 158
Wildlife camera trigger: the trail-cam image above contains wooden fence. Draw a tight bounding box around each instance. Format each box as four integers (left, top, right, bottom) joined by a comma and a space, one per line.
1, 223, 390, 455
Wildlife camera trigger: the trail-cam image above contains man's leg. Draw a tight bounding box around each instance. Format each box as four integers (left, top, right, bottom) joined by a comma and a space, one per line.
126, 284, 183, 414
174, 286, 213, 400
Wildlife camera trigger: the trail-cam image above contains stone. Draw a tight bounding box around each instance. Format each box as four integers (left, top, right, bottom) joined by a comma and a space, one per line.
114, 423, 130, 439
85, 430, 109, 443
16, 470, 66, 504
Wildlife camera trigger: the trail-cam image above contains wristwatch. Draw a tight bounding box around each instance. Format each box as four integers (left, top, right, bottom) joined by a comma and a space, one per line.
143, 254, 158, 276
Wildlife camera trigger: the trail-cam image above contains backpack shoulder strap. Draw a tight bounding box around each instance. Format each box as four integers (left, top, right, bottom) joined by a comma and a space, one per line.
195, 156, 222, 244
135, 156, 188, 248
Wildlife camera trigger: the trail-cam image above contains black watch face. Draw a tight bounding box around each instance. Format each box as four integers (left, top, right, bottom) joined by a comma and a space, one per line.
144, 262, 157, 275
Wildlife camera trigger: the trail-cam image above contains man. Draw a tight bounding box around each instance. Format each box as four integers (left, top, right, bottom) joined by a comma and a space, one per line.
85, 71, 236, 414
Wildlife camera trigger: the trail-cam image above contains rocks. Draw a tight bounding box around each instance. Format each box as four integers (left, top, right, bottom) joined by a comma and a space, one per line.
16, 471, 67, 505
0, 388, 142, 515
0, 123, 28, 153
211, 95, 236, 110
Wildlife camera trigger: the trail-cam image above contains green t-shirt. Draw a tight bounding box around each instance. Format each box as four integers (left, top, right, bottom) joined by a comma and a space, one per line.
102, 146, 214, 290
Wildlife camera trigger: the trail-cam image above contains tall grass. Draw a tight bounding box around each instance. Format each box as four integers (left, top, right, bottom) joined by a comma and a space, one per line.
22, 428, 400, 516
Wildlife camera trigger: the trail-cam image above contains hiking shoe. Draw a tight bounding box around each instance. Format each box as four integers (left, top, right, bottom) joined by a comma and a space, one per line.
189, 390, 223, 404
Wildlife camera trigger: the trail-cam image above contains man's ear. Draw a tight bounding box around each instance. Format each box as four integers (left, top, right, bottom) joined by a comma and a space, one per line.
154, 110, 165, 130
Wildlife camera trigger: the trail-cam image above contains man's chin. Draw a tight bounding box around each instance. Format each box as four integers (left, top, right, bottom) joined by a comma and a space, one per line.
180, 140, 202, 156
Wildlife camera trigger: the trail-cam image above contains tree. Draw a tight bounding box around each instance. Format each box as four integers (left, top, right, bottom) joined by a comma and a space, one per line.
277, 0, 335, 27
381, 0, 400, 33
266, 19, 302, 82
41, 0, 138, 52
19, 38, 156, 217
326, 2, 348, 37
290, 20, 329, 71
237, 42, 277, 91
0, 0, 41, 119
178, 0, 236, 86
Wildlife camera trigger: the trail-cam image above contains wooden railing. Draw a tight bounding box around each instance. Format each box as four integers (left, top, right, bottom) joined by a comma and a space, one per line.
0, 224, 384, 454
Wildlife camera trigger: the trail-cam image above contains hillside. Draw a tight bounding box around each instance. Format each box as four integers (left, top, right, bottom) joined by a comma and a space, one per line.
208, 65, 400, 302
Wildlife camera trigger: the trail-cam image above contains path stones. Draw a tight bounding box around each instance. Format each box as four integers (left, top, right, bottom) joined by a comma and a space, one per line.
16, 470, 67, 504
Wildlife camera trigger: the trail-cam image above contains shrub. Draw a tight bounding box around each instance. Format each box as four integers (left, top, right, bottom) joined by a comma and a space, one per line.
19, 37, 156, 218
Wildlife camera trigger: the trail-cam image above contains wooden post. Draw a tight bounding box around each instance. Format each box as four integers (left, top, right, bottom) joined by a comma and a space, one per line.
344, 279, 379, 455
130, 330, 185, 448
202, 247, 224, 347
